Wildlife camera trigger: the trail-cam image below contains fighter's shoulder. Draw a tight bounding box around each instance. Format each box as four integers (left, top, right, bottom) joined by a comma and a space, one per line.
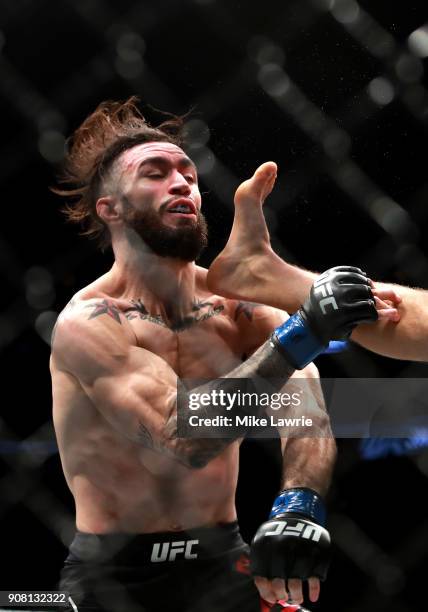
57, 291, 122, 322
230, 302, 290, 348
51, 290, 134, 359
195, 265, 288, 325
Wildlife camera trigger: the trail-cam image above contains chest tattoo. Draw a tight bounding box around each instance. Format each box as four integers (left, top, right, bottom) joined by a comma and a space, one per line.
171, 300, 225, 332
85, 298, 225, 332
123, 299, 166, 327
234, 301, 259, 322
87, 299, 122, 323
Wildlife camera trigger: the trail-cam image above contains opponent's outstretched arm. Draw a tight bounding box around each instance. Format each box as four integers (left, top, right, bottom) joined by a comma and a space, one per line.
352, 282, 428, 361
207, 162, 425, 361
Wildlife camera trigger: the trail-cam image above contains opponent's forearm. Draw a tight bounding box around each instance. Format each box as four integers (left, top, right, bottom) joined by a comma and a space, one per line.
266, 266, 428, 361
164, 340, 295, 468
352, 283, 428, 361
262, 257, 316, 312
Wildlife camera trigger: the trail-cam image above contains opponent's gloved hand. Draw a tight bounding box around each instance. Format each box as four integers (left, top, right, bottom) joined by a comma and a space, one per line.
250, 488, 330, 603
271, 266, 377, 368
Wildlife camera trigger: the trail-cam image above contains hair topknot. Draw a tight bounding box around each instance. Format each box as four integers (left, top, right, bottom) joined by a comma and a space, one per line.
52, 96, 186, 250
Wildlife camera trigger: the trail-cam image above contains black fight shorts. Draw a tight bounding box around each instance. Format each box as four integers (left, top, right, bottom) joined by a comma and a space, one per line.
59, 522, 291, 612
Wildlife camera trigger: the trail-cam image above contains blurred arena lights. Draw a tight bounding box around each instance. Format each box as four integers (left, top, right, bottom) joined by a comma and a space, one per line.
114, 31, 145, 80
184, 118, 211, 149
330, 0, 360, 26
367, 77, 395, 106
34, 310, 58, 346
408, 24, 428, 58
24, 266, 55, 311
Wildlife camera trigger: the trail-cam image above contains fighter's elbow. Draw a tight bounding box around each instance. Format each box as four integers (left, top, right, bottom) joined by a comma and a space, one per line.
185, 451, 211, 469
180, 439, 231, 469
170, 446, 214, 470
162, 421, 214, 470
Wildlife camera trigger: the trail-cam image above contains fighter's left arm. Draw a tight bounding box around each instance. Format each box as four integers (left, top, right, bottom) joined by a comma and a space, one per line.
251, 367, 336, 608
237, 303, 336, 608
277, 365, 336, 496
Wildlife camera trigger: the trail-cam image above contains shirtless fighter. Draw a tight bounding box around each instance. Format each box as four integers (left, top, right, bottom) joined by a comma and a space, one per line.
50, 98, 390, 612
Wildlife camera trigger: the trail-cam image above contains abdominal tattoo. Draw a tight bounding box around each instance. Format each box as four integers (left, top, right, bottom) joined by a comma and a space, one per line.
86, 298, 224, 331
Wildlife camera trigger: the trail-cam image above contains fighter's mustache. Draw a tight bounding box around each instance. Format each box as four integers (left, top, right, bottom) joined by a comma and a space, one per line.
161, 197, 198, 216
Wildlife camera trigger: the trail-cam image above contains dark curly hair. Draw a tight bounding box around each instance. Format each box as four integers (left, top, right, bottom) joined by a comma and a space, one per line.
52, 97, 186, 250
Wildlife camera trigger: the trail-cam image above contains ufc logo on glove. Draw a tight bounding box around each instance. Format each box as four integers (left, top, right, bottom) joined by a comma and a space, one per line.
313, 272, 339, 314
264, 520, 323, 542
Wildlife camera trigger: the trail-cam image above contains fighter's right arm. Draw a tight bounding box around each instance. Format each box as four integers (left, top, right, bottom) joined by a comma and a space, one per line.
51, 304, 179, 453
51, 301, 294, 469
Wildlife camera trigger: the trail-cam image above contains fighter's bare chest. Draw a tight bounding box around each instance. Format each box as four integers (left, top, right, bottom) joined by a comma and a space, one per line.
125, 300, 246, 377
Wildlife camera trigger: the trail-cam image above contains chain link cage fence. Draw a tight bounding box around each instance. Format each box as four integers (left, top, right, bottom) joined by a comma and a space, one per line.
1, 0, 428, 610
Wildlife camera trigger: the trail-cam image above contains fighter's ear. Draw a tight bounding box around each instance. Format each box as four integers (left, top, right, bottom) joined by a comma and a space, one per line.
96, 195, 122, 225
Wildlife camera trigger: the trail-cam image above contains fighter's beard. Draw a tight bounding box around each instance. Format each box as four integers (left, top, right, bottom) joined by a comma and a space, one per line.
122, 196, 208, 262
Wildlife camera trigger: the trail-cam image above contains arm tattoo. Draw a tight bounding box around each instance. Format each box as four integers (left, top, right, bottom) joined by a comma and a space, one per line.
192, 298, 213, 311
163, 415, 232, 469
165, 340, 296, 468
137, 421, 154, 449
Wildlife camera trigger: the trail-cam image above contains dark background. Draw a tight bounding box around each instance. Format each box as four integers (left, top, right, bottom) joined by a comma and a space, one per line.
1, 1, 428, 610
